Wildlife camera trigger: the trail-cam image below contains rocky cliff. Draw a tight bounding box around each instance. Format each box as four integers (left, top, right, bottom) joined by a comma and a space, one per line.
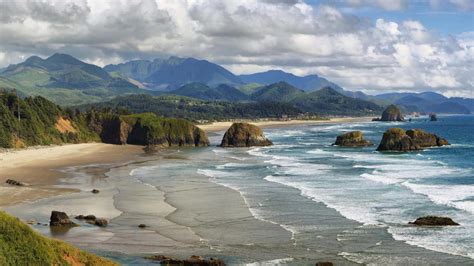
100, 113, 209, 147
333, 131, 372, 147
220, 123, 272, 147
377, 128, 449, 151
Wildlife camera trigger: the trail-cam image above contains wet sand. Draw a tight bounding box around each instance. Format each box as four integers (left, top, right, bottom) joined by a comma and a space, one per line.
0, 143, 144, 207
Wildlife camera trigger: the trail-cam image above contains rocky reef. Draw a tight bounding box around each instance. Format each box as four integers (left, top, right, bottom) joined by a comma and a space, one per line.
98, 113, 209, 147
410, 216, 459, 226
333, 131, 372, 147
377, 128, 449, 151
372, 104, 404, 122
220, 123, 272, 147
145, 255, 225, 265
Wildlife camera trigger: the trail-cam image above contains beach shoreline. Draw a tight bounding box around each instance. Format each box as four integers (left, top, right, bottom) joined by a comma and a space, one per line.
198, 116, 374, 132
0, 143, 144, 207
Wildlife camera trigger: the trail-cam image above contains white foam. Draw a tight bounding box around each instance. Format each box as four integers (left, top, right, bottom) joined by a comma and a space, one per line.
402, 182, 474, 214
246, 257, 294, 266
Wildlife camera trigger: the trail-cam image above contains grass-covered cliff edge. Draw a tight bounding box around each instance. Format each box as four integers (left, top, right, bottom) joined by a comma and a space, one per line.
0, 90, 208, 149
0, 211, 117, 265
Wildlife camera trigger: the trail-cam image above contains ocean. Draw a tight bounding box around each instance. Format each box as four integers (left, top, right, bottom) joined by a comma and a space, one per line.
198, 115, 474, 263
4, 115, 474, 265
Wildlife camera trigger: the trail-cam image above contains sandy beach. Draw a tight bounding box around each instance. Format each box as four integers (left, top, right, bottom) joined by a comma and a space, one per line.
198, 117, 374, 132
0, 143, 144, 207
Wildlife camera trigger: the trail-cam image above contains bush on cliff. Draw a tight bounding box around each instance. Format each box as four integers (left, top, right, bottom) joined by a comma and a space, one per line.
0, 211, 117, 265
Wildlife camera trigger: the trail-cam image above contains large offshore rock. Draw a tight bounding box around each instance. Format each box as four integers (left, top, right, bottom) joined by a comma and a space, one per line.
373, 104, 404, 121
220, 123, 272, 147
377, 128, 449, 151
333, 131, 372, 147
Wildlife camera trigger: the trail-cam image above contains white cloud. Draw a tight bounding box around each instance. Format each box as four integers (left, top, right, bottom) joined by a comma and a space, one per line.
0, 0, 472, 96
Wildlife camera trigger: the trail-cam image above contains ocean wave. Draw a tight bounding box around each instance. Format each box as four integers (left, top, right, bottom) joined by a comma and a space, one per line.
402, 182, 474, 214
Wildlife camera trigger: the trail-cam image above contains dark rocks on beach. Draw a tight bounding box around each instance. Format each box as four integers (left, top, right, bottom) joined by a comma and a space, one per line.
75, 214, 107, 227
49, 211, 77, 227
410, 216, 459, 226
220, 123, 272, 147
316, 262, 334, 266
377, 128, 449, 152
138, 224, 147, 228
145, 255, 225, 266
93, 218, 108, 227
5, 179, 27, 186
372, 104, 404, 122
333, 131, 372, 147
91, 189, 100, 194
430, 113, 438, 121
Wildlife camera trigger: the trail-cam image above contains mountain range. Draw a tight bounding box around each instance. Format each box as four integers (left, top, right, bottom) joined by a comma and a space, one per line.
0, 53, 140, 105
0, 53, 472, 115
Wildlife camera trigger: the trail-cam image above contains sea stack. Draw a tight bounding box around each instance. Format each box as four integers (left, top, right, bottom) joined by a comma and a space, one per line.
430, 113, 438, 121
373, 104, 404, 121
220, 123, 272, 147
333, 131, 372, 147
377, 128, 449, 151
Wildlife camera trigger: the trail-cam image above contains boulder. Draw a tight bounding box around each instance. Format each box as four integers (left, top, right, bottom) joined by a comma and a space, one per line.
93, 218, 108, 227
49, 211, 77, 227
138, 224, 147, 228
5, 179, 27, 186
429, 113, 437, 121
409, 216, 459, 226
220, 123, 272, 147
377, 128, 449, 151
316, 262, 334, 266
373, 104, 404, 122
145, 255, 225, 266
91, 189, 100, 194
333, 131, 371, 147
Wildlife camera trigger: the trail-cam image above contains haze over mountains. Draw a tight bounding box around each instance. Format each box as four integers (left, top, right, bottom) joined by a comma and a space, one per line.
0, 53, 472, 115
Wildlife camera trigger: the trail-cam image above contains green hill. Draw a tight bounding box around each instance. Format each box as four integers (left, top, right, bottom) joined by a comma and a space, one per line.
0, 54, 142, 105
251, 81, 304, 102
78, 94, 304, 121
0, 211, 117, 265
0, 91, 209, 149
170, 82, 249, 101
290, 87, 383, 115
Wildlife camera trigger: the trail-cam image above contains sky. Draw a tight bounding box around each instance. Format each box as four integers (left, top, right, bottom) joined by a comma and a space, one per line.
0, 0, 473, 97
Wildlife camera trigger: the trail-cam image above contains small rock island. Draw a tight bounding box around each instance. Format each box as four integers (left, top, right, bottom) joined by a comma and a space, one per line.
372, 104, 404, 122
377, 128, 449, 151
220, 123, 272, 147
333, 131, 372, 147
410, 216, 459, 226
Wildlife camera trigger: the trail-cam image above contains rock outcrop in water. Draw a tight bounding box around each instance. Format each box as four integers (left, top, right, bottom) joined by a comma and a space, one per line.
220, 123, 272, 147
333, 131, 372, 147
145, 255, 225, 265
49, 211, 77, 227
430, 113, 438, 121
372, 104, 404, 122
377, 128, 449, 151
410, 216, 459, 226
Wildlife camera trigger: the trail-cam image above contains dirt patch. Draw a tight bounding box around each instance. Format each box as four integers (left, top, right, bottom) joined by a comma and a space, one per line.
55, 117, 77, 133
